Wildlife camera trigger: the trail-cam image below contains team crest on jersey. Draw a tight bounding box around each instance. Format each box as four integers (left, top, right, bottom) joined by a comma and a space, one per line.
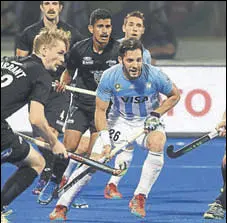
106, 60, 117, 67
115, 83, 122, 91
82, 57, 94, 65
91, 70, 104, 84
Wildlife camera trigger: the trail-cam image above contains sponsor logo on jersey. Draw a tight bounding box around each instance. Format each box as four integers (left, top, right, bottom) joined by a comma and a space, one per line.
121, 96, 149, 104
106, 60, 117, 67
82, 57, 94, 65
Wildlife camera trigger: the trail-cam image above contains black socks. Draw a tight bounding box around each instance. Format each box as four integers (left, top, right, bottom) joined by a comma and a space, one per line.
1, 167, 38, 210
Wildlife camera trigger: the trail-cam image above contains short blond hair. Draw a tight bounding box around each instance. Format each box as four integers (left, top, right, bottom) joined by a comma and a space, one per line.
33, 27, 71, 54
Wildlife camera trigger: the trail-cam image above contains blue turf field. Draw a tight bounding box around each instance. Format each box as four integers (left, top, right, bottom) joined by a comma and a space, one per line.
1, 137, 226, 223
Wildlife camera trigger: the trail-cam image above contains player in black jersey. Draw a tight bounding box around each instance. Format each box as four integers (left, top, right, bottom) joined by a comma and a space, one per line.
1, 28, 69, 222
15, 1, 84, 56
40, 9, 119, 210
15, 1, 85, 196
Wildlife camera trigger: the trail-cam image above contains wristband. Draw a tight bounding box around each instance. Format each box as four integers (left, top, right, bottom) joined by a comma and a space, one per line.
99, 130, 111, 146
150, 111, 161, 118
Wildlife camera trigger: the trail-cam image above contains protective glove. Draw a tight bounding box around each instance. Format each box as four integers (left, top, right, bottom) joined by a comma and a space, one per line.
144, 111, 161, 131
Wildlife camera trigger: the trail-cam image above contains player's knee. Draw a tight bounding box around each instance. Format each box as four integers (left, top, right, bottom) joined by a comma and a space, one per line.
76, 137, 90, 154
146, 131, 166, 153
64, 138, 79, 153
63, 131, 81, 152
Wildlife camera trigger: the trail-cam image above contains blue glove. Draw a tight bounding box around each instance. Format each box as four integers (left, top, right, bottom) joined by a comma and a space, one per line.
144, 111, 161, 131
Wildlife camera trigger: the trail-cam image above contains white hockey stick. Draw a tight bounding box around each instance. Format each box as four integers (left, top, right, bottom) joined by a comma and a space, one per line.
52, 82, 96, 96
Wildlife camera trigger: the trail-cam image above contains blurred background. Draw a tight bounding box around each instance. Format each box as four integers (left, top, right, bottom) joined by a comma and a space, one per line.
1, 1, 226, 64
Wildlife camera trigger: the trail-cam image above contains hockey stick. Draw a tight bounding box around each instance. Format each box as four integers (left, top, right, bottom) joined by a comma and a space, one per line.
166, 130, 219, 158
58, 130, 145, 196
52, 82, 96, 96
14, 131, 127, 176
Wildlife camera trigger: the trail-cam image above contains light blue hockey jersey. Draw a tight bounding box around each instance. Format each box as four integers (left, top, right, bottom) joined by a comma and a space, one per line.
96, 63, 173, 120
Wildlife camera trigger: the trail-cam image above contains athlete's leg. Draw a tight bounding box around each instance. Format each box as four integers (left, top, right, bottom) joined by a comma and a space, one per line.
32, 126, 58, 195
39, 107, 92, 205
50, 132, 100, 220
60, 107, 93, 182
1, 121, 45, 210
60, 135, 90, 189
104, 117, 136, 199
1, 142, 45, 210
130, 130, 166, 218
204, 154, 226, 219
105, 147, 133, 199
38, 129, 81, 205
60, 110, 97, 190
32, 89, 68, 195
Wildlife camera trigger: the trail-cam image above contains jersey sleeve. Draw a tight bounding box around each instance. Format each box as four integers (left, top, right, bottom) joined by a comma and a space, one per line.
154, 69, 173, 95
143, 49, 152, 64
96, 71, 113, 102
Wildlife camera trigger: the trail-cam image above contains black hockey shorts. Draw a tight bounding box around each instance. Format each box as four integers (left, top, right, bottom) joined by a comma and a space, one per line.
1, 120, 30, 164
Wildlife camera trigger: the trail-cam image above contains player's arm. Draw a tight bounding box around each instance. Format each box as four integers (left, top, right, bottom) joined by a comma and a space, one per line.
144, 83, 180, 131
95, 97, 110, 131
154, 83, 180, 116
55, 45, 79, 92
95, 97, 112, 158
29, 100, 67, 157
55, 68, 72, 92
60, 69, 71, 84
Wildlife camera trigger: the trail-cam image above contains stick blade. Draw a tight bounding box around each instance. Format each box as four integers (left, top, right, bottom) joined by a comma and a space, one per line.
166, 145, 178, 158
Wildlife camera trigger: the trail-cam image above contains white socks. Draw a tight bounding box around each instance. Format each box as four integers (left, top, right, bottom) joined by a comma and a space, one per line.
57, 157, 106, 209
63, 159, 78, 179
108, 149, 133, 186
134, 151, 164, 198
57, 164, 92, 208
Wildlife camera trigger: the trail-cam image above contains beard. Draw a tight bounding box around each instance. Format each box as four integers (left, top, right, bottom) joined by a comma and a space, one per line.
122, 63, 141, 80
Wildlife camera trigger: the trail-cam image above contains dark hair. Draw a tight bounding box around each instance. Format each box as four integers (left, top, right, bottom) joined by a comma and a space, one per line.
89, 8, 112, 26
119, 38, 143, 58
124, 11, 145, 26
40, 1, 64, 6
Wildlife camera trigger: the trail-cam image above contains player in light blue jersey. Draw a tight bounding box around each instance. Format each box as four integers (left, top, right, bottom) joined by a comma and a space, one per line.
94, 38, 180, 218
118, 11, 153, 65
48, 38, 180, 220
